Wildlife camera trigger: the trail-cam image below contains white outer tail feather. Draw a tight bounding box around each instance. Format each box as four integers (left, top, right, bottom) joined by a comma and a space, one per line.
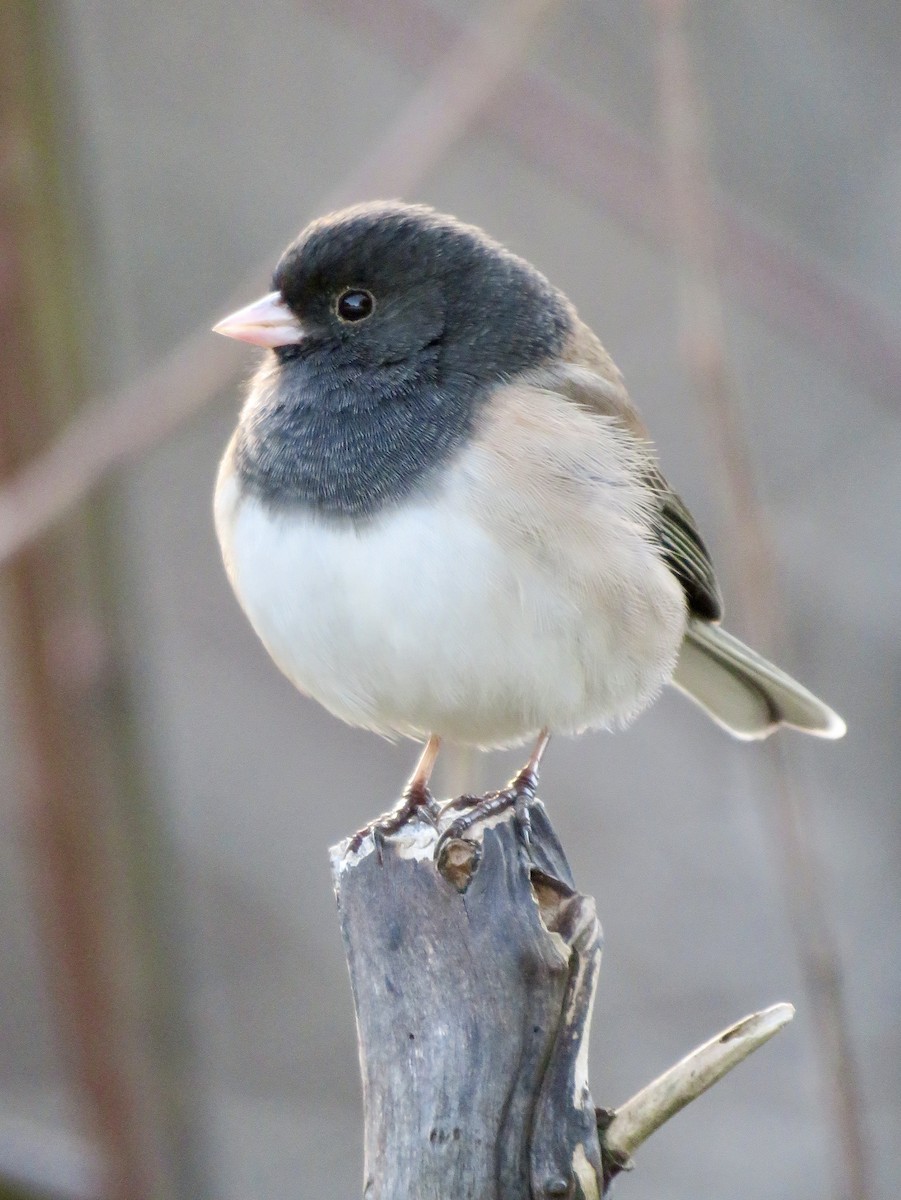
671, 620, 846, 741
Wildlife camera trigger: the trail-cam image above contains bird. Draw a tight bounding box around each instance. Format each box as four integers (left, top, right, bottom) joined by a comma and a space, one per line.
212, 201, 845, 846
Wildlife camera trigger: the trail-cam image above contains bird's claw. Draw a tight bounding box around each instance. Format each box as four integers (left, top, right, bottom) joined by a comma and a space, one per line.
434, 767, 538, 864
347, 784, 440, 856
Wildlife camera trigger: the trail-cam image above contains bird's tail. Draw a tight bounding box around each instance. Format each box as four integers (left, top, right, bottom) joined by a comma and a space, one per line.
671, 619, 846, 741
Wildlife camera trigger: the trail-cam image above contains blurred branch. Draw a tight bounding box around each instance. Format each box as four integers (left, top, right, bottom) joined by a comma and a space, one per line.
0, 1115, 99, 1200
648, 3, 871, 1199
1, 9, 211, 1200
0, 0, 898, 564
339, 0, 901, 412
0, 0, 558, 566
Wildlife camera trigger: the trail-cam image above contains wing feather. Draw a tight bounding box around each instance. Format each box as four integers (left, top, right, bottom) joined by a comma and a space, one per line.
526, 361, 723, 621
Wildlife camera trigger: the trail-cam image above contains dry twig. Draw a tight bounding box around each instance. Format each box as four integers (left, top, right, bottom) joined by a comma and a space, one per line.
603, 1003, 795, 1171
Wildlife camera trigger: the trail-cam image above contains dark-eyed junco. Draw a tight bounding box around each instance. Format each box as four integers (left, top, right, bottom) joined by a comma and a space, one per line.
213, 202, 844, 841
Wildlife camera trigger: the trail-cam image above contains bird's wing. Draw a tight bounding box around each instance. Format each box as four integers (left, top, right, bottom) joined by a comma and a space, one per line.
526, 359, 724, 622
644, 467, 723, 620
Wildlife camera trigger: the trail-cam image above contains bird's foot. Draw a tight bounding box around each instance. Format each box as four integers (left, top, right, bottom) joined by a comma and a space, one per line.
348, 781, 441, 855
434, 762, 539, 864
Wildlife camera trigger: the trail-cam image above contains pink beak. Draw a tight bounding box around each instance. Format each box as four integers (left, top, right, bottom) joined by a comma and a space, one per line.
212, 290, 305, 348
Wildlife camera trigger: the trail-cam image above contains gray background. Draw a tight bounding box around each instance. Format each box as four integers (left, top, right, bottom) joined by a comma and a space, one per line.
1, 2, 899, 1198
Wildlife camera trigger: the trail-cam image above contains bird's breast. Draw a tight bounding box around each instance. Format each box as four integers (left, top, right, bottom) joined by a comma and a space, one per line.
231, 354, 478, 518
214, 416, 686, 748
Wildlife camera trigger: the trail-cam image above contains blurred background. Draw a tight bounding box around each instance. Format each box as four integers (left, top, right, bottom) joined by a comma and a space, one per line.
0, 1, 898, 1198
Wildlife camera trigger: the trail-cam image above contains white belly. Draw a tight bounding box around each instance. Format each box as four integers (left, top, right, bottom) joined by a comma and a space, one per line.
215, 464, 685, 748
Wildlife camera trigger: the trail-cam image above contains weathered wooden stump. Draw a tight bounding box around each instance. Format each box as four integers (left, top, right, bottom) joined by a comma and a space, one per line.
331, 799, 793, 1199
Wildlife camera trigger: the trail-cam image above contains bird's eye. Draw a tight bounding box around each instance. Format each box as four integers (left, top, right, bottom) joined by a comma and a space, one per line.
336, 289, 375, 322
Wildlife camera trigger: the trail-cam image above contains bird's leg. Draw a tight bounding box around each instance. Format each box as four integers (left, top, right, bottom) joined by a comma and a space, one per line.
437, 730, 550, 854
348, 735, 442, 852
396, 734, 443, 825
